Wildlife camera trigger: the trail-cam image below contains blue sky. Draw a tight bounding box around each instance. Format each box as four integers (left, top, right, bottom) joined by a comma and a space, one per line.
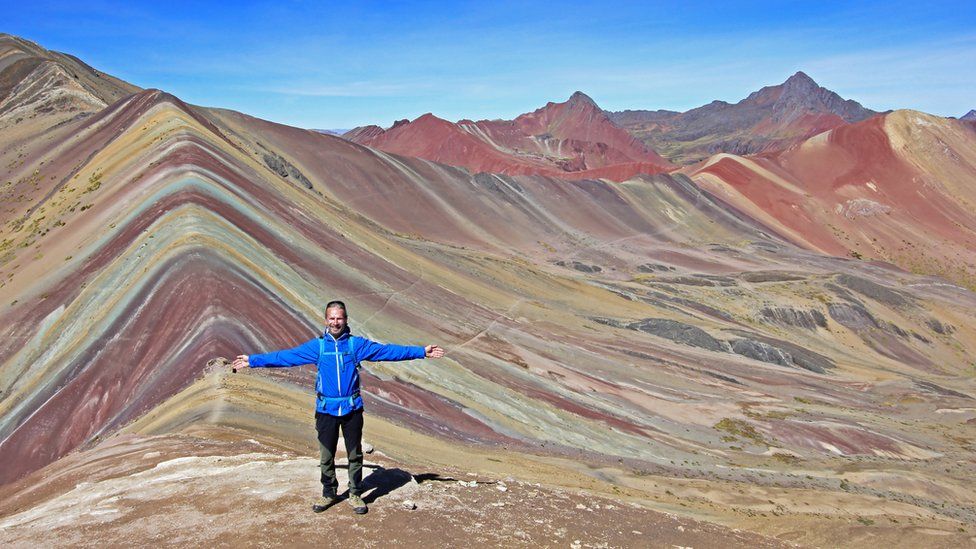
7, 1, 975, 129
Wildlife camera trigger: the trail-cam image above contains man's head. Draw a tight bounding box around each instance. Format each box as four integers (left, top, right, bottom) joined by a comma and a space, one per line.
325, 300, 348, 336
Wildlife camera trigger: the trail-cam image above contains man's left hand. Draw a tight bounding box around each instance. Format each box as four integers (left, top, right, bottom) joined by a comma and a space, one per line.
425, 345, 445, 358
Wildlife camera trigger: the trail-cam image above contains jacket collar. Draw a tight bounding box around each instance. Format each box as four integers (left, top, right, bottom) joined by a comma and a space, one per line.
325, 327, 351, 341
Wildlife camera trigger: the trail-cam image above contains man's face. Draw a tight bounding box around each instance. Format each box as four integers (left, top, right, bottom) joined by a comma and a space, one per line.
326, 306, 348, 336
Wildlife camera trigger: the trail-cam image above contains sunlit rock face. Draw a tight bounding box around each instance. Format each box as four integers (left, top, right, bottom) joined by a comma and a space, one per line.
1, 34, 975, 548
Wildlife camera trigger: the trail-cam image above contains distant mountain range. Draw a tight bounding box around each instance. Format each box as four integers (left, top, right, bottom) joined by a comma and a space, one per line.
607, 71, 878, 163
311, 128, 350, 136
961, 109, 976, 121
344, 71, 880, 174
344, 91, 673, 180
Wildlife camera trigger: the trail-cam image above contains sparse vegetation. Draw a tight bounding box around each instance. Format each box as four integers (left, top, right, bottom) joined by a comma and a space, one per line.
771, 453, 801, 465
84, 171, 102, 194
714, 418, 767, 445
743, 405, 792, 420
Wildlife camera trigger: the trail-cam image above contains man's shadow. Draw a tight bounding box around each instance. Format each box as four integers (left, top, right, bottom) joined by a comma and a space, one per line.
336, 464, 456, 504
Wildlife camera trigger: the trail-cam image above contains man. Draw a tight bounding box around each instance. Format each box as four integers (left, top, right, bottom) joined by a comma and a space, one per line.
232, 300, 444, 515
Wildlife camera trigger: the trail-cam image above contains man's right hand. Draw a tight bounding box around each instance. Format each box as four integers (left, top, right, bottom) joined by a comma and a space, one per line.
232, 355, 250, 371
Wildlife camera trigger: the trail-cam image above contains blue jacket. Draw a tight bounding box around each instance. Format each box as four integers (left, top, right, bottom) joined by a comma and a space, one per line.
248, 329, 426, 416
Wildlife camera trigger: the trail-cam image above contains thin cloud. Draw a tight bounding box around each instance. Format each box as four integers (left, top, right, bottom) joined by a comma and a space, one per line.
261, 81, 428, 98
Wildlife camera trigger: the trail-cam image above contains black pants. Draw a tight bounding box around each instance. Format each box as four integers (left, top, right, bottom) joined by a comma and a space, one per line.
315, 409, 364, 497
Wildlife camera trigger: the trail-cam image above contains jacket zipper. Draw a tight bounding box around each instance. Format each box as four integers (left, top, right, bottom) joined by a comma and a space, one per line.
332, 334, 342, 415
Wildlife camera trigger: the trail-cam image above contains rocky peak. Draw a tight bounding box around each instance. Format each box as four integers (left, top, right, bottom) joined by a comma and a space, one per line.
961, 109, 976, 121
781, 71, 819, 92
767, 71, 874, 123
566, 91, 599, 109
524, 91, 609, 131
775, 72, 828, 109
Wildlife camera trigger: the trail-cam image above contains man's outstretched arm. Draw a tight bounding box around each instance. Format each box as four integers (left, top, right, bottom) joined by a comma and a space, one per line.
232, 339, 319, 370
355, 337, 445, 362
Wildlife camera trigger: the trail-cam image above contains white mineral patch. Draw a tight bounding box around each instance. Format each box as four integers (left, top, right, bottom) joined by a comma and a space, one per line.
819, 442, 845, 455
914, 116, 934, 127
935, 408, 976, 414
840, 198, 892, 219
0, 454, 321, 530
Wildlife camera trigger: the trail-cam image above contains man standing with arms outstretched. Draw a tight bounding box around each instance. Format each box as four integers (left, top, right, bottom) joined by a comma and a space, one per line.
232, 300, 445, 515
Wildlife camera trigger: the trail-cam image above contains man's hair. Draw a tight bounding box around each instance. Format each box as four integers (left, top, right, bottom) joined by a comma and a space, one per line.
325, 300, 347, 316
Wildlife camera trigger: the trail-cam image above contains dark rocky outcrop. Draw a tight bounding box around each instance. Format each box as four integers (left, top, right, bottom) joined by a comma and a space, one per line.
590, 317, 625, 328
728, 331, 834, 373
637, 263, 674, 273
703, 370, 743, 385
262, 151, 313, 189
911, 331, 931, 344
628, 318, 727, 352
555, 260, 601, 273
828, 302, 879, 330
884, 321, 910, 339
730, 339, 794, 367
625, 317, 834, 372
759, 307, 828, 330
926, 318, 954, 335
834, 274, 912, 308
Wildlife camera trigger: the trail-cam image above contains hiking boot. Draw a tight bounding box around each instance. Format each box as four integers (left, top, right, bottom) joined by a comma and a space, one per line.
312, 493, 340, 513
347, 494, 368, 514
